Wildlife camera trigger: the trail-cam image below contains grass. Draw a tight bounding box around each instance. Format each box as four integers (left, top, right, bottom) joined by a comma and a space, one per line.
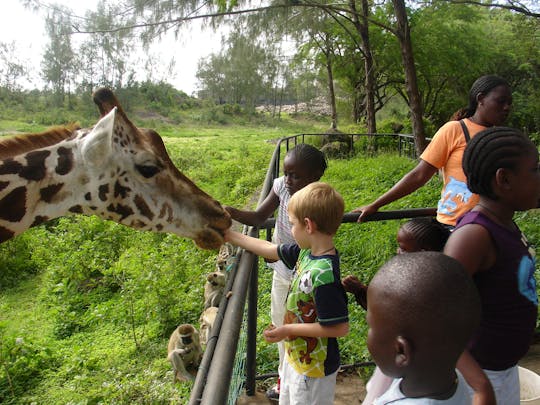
0, 115, 539, 404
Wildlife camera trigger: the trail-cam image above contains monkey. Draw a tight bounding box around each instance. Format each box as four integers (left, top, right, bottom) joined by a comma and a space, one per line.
203, 271, 227, 309
199, 306, 218, 347
216, 242, 236, 272
167, 323, 203, 382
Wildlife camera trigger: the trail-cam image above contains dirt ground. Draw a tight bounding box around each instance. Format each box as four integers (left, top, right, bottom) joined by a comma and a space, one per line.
237, 368, 367, 405
237, 340, 540, 404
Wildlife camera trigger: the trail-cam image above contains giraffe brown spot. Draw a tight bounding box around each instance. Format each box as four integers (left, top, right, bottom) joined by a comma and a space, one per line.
31, 215, 49, 227
21, 150, 50, 181
0, 159, 22, 175
134, 194, 154, 220
114, 180, 130, 199
99, 184, 109, 201
40, 183, 64, 203
0, 226, 14, 242
156, 224, 163, 231
0, 186, 26, 222
107, 203, 133, 220
84, 192, 91, 201
159, 202, 173, 222
0, 181, 9, 192
56, 147, 73, 175
89, 206, 97, 210
69, 205, 83, 214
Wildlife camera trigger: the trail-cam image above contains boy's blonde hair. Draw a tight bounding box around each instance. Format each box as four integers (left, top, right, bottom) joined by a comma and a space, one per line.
288, 182, 344, 235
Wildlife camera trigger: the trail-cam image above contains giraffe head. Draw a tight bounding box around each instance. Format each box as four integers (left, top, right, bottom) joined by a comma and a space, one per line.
77, 88, 231, 249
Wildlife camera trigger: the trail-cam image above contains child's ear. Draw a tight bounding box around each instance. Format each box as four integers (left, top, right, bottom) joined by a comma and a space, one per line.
394, 336, 412, 368
495, 167, 512, 191
304, 217, 318, 233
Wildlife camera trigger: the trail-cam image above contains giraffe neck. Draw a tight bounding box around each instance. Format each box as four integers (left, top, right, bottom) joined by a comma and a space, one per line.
0, 137, 92, 241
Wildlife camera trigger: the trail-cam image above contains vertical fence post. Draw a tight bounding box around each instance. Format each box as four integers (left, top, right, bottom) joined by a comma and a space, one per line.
244, 252, 259, 395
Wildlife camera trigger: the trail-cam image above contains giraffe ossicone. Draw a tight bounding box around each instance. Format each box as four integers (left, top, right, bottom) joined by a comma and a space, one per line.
0, 88, 231, 249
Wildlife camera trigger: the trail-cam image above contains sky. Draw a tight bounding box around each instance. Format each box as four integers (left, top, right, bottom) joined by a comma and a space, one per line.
1, 1, 225, 95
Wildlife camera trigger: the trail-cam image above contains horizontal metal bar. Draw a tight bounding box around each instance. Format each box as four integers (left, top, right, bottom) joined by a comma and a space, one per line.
262, 208, 437, 228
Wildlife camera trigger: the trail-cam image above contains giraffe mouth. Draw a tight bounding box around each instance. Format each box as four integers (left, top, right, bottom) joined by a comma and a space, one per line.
195, 226, 227, 250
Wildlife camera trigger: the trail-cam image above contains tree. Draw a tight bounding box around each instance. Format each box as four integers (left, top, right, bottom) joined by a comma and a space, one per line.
196, 29, 280, 110
77, 1, 137, 89
0, 41, 29, 94
41, 4, 77, 106
391, 0, 427, 153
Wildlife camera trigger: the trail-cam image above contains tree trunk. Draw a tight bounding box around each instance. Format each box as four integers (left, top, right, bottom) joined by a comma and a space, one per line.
349, 0, 377, 134
325, 48, 338, 130
392, 0, 427, 155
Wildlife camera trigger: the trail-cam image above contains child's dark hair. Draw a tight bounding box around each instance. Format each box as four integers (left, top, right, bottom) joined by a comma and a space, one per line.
451, 75, 510, 121
463, 127, 536, 200
400, 217, 450, 251
287, 143, 328, 175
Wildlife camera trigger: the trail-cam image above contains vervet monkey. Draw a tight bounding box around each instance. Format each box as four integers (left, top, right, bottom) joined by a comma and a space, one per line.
216, 242, 235, 272
167, 324, 202, 382
203, 271, 226, 309
199, 306, 218, 347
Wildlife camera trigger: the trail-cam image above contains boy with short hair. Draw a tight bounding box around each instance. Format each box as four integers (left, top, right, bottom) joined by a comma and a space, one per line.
225, 182, 349, 405
367, 251, 480, 404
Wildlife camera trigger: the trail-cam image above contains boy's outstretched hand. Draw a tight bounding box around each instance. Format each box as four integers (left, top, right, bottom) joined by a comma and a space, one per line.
342, 275, 368, 310
263, 324, 287, 343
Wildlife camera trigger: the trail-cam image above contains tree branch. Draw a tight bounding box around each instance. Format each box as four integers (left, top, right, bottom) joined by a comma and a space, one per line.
439, 0, 540, 18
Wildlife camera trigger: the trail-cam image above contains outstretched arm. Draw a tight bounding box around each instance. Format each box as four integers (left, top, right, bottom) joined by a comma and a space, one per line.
224, 190, 280, 226
225, 228, 279, 262
263, 321, 349, 343
354, 159, 437, 222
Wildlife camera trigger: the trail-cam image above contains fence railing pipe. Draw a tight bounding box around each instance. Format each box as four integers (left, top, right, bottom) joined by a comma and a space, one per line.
200, 232, 258, 404
262, 208, 437, 229
188, 248, 243, 405
245, 253, 259, 396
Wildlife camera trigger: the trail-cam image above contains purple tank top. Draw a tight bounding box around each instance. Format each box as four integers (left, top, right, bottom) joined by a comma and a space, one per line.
456, 211, 537, 370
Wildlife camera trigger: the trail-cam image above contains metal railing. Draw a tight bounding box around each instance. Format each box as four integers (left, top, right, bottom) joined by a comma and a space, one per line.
189, 133, 435, 404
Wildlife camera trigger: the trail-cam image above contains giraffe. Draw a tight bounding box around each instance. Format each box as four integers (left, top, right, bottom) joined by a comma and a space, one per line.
0, 88, 231, 249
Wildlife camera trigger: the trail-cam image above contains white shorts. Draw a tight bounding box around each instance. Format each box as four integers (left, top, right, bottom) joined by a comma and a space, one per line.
271, 270, 291, 378
464, 365, 519, 404
279, 359, 337, 405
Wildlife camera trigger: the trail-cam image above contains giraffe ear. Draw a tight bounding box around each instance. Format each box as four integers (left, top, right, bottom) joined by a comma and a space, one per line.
81, 107, 116, 166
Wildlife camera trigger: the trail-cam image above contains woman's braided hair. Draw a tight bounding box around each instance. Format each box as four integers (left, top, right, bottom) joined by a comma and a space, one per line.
463, 127, 535, 200
452, 75, 510, 121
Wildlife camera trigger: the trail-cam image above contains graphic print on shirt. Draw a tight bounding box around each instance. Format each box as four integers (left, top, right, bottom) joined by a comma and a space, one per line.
284, 251, 336, 378
518, 233, 537, 305
438, 176, 474, 217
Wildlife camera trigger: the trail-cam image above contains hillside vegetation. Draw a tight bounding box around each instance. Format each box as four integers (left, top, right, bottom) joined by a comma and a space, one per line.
0, 96, 539, 404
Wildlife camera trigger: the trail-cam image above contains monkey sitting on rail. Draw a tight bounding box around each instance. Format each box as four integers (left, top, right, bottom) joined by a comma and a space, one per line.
203, 271, 226, 309
199, 306, 218, 347
167, 324, 203, 382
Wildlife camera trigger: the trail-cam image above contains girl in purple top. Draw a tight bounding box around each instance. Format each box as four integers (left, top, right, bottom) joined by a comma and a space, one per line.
444, 127, 540, 404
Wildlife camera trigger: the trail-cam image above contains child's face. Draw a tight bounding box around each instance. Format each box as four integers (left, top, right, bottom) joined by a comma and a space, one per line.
283, 155, 320, 196
366, 286, 400, 378
288, 214, 309, 249
396, 228, 420, 254
507, 150, 540, 211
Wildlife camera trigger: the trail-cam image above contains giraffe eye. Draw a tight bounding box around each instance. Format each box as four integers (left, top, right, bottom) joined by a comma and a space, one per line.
135, 164, 160, 178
